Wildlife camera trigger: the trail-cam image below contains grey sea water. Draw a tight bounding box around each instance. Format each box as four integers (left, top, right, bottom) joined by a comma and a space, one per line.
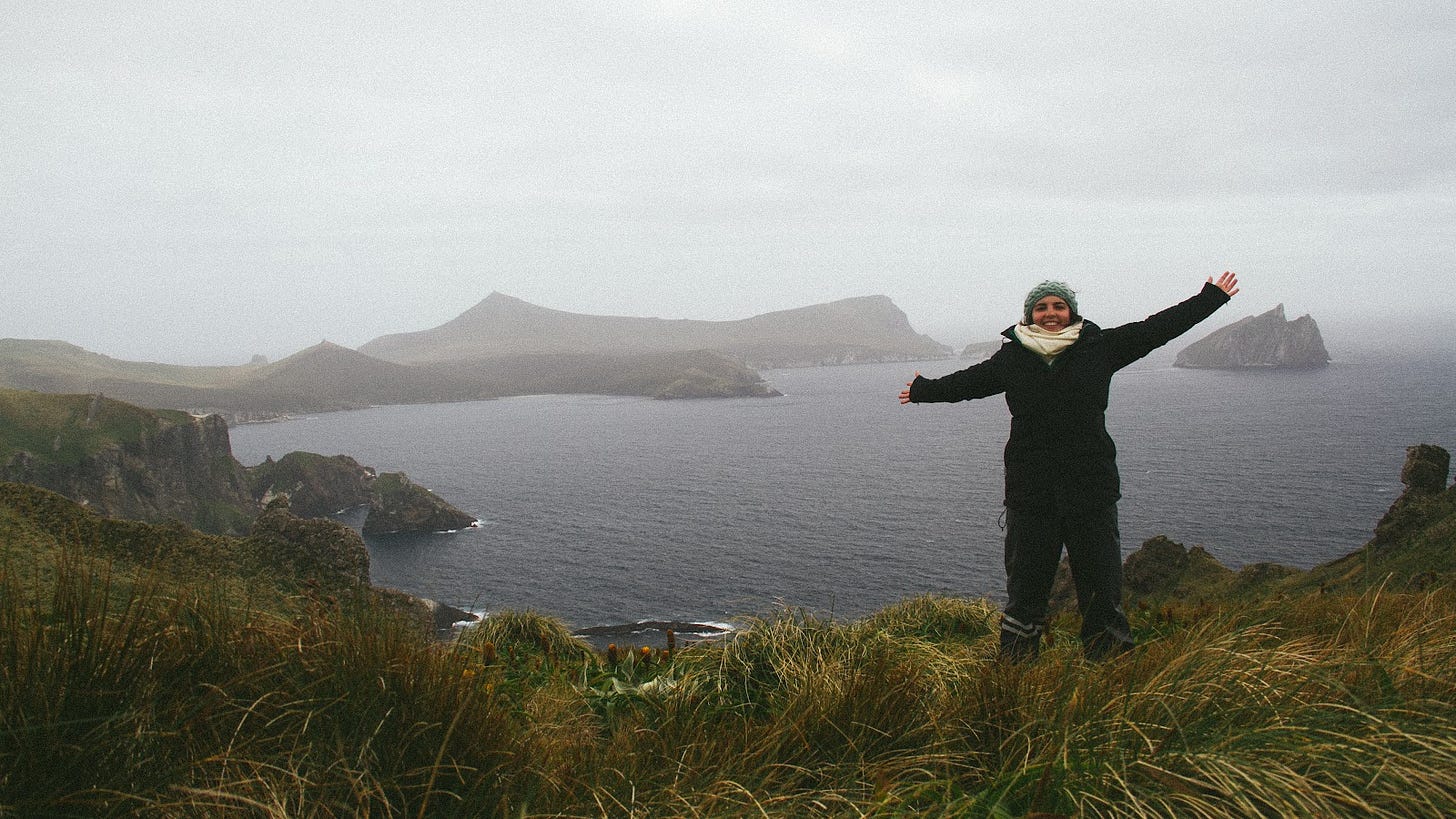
228, 351, 1456, 631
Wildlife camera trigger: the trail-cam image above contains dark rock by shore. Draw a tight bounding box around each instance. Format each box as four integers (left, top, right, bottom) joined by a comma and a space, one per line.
363, 472, 478, 534
572, 620, 731, 651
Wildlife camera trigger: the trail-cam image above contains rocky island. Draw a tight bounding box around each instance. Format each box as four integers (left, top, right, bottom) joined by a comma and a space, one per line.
1173, 304, 1330, 369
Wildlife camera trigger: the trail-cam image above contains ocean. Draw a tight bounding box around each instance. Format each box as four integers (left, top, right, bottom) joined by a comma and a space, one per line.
228, 350, 1456, 632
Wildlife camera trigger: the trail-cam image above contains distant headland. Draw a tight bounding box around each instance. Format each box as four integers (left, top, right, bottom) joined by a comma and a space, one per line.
1, 294, 954, 419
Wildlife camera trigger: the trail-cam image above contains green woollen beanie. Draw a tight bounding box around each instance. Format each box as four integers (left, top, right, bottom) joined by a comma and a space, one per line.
1022, 280, 1079, 325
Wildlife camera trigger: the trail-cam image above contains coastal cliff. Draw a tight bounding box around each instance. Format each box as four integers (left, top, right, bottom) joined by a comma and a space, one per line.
1, 388, 475, 536
0, 390, 254, 533
1174, 304, 1331, 369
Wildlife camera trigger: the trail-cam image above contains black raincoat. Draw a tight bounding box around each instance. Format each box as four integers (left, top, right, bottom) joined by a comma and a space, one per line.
908, 282, 1232, 512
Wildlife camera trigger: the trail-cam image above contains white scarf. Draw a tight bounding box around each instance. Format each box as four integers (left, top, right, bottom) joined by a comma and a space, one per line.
1013, 320, 1084, 364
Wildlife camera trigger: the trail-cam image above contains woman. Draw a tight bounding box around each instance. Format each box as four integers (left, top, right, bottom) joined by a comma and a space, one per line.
899, 272, 1239, 660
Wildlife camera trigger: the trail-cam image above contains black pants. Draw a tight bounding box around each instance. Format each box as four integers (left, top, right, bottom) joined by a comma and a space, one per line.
999, 502, 1134, 661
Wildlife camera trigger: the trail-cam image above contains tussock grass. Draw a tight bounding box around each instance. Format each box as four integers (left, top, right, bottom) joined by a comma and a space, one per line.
4, 550, 1456, 817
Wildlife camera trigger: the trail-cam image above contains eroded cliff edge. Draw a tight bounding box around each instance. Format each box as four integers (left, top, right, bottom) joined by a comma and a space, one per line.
0, 388, 475, 536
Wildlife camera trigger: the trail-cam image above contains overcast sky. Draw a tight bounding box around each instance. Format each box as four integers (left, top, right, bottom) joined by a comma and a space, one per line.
3, 2, 1452, 364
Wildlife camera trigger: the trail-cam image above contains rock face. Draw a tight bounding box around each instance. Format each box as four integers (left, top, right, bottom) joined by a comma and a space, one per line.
1367, 444, 1454, 553
1400, 444, 1451, 495
363, 473, 478, 534
1174, 305, 1330, 369
0, 481, 460, 637
248, 451, 377, 518
249, 452, 477, 534
0, 390, 254, 534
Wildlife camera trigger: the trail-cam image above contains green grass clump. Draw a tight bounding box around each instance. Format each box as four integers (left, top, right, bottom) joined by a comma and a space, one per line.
4, 541, 1456, 816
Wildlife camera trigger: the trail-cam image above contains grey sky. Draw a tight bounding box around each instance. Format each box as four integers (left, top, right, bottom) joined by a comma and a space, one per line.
4, 2, 1453, 364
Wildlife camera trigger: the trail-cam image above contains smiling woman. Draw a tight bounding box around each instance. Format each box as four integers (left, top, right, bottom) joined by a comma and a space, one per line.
901, 273, 1240, 661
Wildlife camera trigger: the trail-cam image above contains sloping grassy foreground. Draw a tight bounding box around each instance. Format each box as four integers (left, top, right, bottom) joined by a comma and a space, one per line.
3, 550, 1456, 817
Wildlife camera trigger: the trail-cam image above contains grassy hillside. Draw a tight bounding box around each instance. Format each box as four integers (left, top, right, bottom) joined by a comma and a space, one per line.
4, 552, 1454, 816
0, 338, 251, 392
0, 387, 257, 534
0, 388, 193, 466
4, 454, 1456, 815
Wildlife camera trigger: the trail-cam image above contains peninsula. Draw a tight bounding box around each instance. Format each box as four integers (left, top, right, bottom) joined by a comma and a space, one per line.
1, 294, 955, 418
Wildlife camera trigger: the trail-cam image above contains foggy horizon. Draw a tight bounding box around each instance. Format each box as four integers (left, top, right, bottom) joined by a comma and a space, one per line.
4, 4, 1452, 365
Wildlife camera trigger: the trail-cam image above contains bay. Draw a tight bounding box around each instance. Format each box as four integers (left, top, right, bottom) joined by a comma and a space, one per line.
228, 350, 1456, 631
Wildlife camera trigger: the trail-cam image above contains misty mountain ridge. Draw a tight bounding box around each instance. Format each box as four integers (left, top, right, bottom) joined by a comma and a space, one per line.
359, 292, 952, 367
2, 294, 959, 417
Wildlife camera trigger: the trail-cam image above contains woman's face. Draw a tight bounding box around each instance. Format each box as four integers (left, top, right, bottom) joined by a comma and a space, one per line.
1031, 295, 1073, 331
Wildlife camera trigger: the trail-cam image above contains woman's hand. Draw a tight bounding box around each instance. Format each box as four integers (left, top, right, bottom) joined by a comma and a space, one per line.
899, 371, 920, 404
1209, 271, 1240, 297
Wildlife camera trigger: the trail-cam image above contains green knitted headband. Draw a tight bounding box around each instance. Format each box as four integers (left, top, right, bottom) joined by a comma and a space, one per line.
1023, 281, 1079, 324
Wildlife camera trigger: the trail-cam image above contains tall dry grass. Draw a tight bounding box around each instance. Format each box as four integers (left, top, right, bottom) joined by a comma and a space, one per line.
4, 549, 1456, 817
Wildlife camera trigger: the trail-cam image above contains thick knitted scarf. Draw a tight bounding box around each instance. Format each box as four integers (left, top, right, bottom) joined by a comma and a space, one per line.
1013, 320, 1084, 364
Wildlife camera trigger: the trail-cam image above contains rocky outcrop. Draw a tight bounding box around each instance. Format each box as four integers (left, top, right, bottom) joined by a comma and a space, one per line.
248, 452, 477, 534
1365, 444, 1454, 554
1399, 444, 1451, 495
1048, 535, 1238, 614
248, 451, 377, 518
1122, 536, 1234, 598
363, 473, 477, 535
1174, 305, 1330, 369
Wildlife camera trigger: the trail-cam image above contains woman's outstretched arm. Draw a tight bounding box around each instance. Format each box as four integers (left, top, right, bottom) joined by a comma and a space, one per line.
1103, 273, 1240, 369
899, 353, 1009, 404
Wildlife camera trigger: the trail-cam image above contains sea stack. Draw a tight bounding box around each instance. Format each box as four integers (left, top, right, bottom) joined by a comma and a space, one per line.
1174, 304, 1330, 369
